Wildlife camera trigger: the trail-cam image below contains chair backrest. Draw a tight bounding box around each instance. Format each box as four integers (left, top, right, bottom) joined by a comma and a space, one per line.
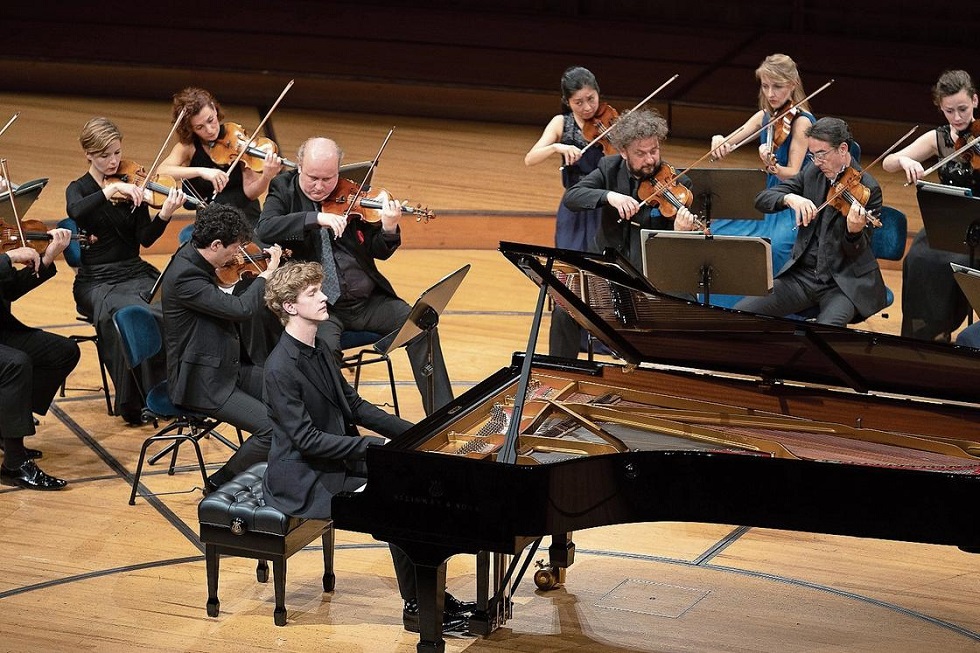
871, 206, 908, 261
112, 304, 163, 369
57, 217, 83, 268
178, 223, 194, 245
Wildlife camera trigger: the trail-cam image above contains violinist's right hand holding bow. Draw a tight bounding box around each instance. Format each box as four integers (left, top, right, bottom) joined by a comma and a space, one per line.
783, 193, 818, 227
316, 211, 348, 240
710, 134, 733, 160
893, 155, 926, 185
606, 191, 641, 221
556, 143, 583, 166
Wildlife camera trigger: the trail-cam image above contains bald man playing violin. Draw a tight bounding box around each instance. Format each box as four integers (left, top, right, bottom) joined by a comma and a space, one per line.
0, 231, 81, 490
733, 117, 887, 326
256, 137, 453, 416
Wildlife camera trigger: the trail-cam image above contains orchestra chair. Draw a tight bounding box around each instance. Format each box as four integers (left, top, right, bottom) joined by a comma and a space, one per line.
178, 223, 194, 245
198, 462, 335, 626
339, 330, 400, 416
113, 303, 234, 505
55, 217, 113, 415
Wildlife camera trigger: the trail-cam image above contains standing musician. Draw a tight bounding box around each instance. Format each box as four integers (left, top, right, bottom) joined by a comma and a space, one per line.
160, 202, 283, 491
710, 53, 816, 276
882, 69, 980, 342
157, 87, 283, 226
0, 231, 79, 490
734, 117, 887, 326
524, 66, 615, 359
66, 117, 185, 426
256, 137, 454, 416
260, 262, 473, 633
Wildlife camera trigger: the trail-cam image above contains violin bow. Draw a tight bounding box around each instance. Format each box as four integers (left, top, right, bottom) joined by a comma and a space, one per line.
812, 125, 918, 220
131, 109, 186, 212
908, 130, 980, 186
225, 79, 295, 174
0, 158, 35, 274
0, 113, 19, 141
340, 127, 396, 221
712, 79, 835, 161
577, 74, 679, 158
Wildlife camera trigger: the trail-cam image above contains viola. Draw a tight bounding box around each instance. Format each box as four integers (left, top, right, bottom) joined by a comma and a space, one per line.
320, 177, 435, 223
954, 120, 980, 170
825, 166, 881, 228
206, 122, 297, 173
105, 160, 202, 209
580, 103, 620, 156
1, 218, 95, 255
215, 242, 289, 288
637, 164, 705, 229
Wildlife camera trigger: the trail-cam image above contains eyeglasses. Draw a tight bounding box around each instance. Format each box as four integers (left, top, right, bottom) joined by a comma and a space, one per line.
810, 148, 836, 162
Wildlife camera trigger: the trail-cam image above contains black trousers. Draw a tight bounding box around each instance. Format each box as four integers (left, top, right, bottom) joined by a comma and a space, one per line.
0, 329, 80, 440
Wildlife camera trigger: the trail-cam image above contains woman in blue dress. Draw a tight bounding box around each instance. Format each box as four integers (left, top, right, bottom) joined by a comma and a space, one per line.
525, 66, 611, 357
708, 54, 815, 304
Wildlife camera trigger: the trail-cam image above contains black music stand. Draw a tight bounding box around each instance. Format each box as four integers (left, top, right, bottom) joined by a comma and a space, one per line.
916, 181, 980, 268
684, 168, 766, 225
641, 230, 773, 306
952, 263, 980, 323
0, 178, 48, 220
374, 264, 470, 412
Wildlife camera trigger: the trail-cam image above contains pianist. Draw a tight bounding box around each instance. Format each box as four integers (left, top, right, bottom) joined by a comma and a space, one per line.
260, 261, 474, 633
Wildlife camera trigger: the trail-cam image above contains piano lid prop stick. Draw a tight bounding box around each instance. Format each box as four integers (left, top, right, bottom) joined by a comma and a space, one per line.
499, 256, 557, 464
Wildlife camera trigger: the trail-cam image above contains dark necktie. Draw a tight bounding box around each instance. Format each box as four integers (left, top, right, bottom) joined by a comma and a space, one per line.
319, 233, 342, 304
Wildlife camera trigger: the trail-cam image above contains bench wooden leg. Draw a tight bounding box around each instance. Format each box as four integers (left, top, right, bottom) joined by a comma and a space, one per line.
205, 544, 220, 617
273, 557, 287, 626
256, 559, 269, 583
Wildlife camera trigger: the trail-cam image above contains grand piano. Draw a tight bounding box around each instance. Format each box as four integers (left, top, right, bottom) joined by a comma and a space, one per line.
332, 241, 980, 652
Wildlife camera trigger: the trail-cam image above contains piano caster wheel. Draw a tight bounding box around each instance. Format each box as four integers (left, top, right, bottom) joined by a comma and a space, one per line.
533, 560, 559, 591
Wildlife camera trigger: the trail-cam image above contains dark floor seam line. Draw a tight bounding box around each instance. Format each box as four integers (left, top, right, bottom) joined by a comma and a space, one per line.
693, 525, 752, 565
0, 556, 204, 599
49, 403, 205, 552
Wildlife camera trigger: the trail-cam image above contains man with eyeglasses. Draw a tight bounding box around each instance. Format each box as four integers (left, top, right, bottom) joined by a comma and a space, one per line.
734, 117, 887, 326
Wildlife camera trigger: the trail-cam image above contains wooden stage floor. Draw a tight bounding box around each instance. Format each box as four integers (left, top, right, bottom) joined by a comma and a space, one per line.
1, 92, 978, 652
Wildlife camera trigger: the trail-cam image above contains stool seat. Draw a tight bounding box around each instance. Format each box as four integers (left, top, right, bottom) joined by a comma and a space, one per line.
198, 462, 335, 626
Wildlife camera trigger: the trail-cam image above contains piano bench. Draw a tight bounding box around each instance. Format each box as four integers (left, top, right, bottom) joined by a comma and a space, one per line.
197, 462, 335, 626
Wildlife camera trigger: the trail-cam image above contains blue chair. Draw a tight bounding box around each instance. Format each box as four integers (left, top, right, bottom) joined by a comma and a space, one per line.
113, 304, 221, 505
339, 330, 399, 416
56, 217, 113, 415
178, 223, 194, 245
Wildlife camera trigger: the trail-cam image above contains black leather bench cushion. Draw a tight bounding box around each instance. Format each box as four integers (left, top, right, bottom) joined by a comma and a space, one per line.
198, 462, 303, 536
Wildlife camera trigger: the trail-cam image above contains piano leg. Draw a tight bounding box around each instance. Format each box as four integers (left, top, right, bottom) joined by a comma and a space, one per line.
392, 541, 453, 653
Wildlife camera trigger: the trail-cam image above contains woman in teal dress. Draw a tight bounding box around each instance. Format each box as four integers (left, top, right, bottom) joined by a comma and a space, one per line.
708, 54, 815, 307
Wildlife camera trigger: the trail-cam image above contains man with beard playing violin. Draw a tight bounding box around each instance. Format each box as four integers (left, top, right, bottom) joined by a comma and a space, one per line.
733, 117, 887, 326
256, 137, 453, 416
557, 108, 699, 358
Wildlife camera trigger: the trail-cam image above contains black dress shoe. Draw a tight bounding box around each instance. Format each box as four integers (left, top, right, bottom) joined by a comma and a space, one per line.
0, 460, 67, 490
444, 592, 477, 616
403, 599, 471, 633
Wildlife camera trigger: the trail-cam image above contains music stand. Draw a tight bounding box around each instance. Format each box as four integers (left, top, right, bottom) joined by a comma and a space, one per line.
916, 181, 980, 268
952, 263, 980, 323
684, 168, 766, 225
374, 264, 470, 411
641, 230, 772, 305
0, 178, 48, 221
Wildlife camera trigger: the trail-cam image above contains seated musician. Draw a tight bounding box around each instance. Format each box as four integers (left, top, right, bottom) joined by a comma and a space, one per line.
558, 108, 699, 358
0, 232, 80, 490
261, 261, 474, 633
733, 117, 887, 326
256, 137, 454, 416
160, 202, 283, 491
66, 117, 185, 426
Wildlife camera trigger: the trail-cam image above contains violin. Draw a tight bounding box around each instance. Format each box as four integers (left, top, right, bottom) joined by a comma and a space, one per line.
215, 242, 289, 288
824, 167, 881, 228
320, 177, 435, 223
580, 103, 620, 156
954, 120, 980, 170
206, 122, 297, 173
105, 160, 202, 209
1, 218, 95, 255
637, 164, 705, 229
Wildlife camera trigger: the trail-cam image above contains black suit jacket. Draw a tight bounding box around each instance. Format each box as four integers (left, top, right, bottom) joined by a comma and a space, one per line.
262, 331, 412, 519
0, 254, 56, 333
256, 170, 400, 299
161, 244, 266, 412
755, 162, 887, 319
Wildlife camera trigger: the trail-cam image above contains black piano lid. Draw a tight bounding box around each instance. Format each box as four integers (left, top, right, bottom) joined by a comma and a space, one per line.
499, 241, 980, 407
